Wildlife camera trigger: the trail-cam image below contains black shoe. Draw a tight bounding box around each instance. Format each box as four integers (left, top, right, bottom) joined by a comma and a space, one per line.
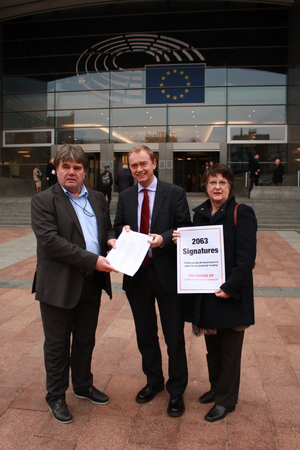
136, 383, 165, 403
205, 404, 235, 422
199, 390, 215, 404
167, 395, 185, 417
48, 399, 73, 423
74, 385, 109, 404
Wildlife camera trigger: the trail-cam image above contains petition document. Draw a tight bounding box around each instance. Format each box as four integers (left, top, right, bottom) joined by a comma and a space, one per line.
106, 230, 153, 277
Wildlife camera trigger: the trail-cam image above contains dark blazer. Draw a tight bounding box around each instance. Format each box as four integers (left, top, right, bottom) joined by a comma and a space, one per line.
272, 163, 285, 184
115, 169, 134, 193
114, 180, 191, 294
248, 158, 260, 178
31, 183, 115, 308
190, 196, 257, 329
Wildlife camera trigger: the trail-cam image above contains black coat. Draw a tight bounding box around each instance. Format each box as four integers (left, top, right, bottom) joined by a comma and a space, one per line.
115, 168, 134, 193
272, 163, 285, 184
188, 196, 257, 329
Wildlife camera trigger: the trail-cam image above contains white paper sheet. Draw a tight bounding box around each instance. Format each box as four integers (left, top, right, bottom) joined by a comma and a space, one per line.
106, 230, 153, 277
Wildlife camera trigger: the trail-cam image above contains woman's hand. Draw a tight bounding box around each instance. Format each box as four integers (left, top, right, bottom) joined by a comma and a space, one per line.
215, 289, 230, 298
172, 230, 180, 245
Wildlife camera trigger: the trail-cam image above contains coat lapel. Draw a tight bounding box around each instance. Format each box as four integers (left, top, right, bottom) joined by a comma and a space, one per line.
151, 180, 166, 230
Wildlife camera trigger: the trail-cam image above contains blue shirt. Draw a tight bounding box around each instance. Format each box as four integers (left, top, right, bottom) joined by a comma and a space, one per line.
62, 184, 100, 255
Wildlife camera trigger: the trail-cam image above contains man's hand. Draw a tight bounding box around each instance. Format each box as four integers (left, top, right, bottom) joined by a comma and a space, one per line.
148, 233, 163, 248
107, 238, 117, 249
215, 289, 230, 298
95, 256, 118, 273
122, 225, 131, 232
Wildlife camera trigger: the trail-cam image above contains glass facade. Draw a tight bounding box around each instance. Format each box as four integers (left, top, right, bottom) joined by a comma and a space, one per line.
1, 0, 299, 191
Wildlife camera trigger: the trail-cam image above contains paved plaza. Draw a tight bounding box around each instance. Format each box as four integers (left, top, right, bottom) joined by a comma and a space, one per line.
0, 223, 300, 449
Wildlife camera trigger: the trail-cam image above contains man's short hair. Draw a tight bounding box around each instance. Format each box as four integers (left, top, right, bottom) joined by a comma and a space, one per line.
128, 145, 155, 163
54, 144, 88, 171
105, 165, 110, 169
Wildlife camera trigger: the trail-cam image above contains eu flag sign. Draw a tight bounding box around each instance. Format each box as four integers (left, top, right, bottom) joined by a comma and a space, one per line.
146, 64, 205, 104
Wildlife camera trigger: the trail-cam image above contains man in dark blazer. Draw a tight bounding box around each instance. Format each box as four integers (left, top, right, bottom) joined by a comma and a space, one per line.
31, 144, 117, 423
248, 153, 260, 198
115, 164, 134, 193
272, 158, 285, 185
114, 145, 191, 417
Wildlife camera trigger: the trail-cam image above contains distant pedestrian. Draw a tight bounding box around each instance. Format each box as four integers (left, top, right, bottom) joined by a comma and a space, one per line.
272, 158, 285, 186
248, 154, 260, 198
97, 165, 113, 209
46, 157, 57, 187
33, 165, 42, 193
115, 164, 134, 193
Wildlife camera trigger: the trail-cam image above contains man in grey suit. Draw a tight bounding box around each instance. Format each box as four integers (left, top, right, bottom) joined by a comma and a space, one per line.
31, 144, 117, 423
114, 145, 191, 417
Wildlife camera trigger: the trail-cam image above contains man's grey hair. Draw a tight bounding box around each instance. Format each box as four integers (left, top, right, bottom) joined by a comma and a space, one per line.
122, 164, 129, 169
54, 144, 88, 171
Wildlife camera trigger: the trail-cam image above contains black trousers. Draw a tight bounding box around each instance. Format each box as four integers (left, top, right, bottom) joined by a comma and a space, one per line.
126, 264, 188, 396
205, 328, 245, 406
40, 272, 102, 404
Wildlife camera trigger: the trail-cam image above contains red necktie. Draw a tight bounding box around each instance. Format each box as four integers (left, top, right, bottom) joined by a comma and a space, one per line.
140, 188, 149, 267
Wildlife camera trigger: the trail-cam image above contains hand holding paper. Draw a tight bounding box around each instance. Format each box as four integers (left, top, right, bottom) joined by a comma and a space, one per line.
106, 230, 153, 277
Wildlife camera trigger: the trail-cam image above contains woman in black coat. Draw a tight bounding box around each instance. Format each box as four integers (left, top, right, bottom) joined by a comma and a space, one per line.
173, 164, 257, 422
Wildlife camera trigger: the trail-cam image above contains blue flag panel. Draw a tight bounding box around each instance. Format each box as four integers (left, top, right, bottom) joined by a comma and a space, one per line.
146, 64, 205, 104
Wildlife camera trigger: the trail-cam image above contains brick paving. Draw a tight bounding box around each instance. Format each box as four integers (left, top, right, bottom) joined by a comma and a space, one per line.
0, 228, 300, 449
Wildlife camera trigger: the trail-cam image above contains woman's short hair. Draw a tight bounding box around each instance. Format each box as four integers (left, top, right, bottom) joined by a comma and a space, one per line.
128, 145, 155, 163
201, 163, 235, 194
54, 144, 88, 171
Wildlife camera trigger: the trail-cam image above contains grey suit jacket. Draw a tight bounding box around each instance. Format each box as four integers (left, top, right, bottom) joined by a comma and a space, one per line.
31, 183, 115, 308
114, 180, 191, 294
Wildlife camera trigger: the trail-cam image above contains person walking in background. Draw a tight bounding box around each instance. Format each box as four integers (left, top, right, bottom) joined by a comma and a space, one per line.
46, 157, 57, 187
114, 145, 191, 418
31, 144, 117, 424
248, 154, 260, 198
115, 163, 134, 193
33, 165, 42, 193
272, 158, 285, 186
97, 165, 113, 209
173, 164, 257, 423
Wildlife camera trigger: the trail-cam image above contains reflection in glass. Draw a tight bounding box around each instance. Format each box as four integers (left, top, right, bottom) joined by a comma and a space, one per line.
5, 130, 52, 145
4, 93, 55, 112
109, 89, 145, 107
110, 126, 166, 143
204, 88, 226, 105
3, 76, 55, 94
56, 73, 110, 91
56, 128, 109, 144
56, 91, 109, 109
228, 87, 286, 105
168, 126, 226, 143
56, 109, 109, 127
230, 126, 286, 141
111, 107, 166, 126
228, 68, 287, 86
2, 147, 50, 179
168, 106, 226, 125
4, 111, 55, 129
205, 68, 226, 86
228, 106, 286, 124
